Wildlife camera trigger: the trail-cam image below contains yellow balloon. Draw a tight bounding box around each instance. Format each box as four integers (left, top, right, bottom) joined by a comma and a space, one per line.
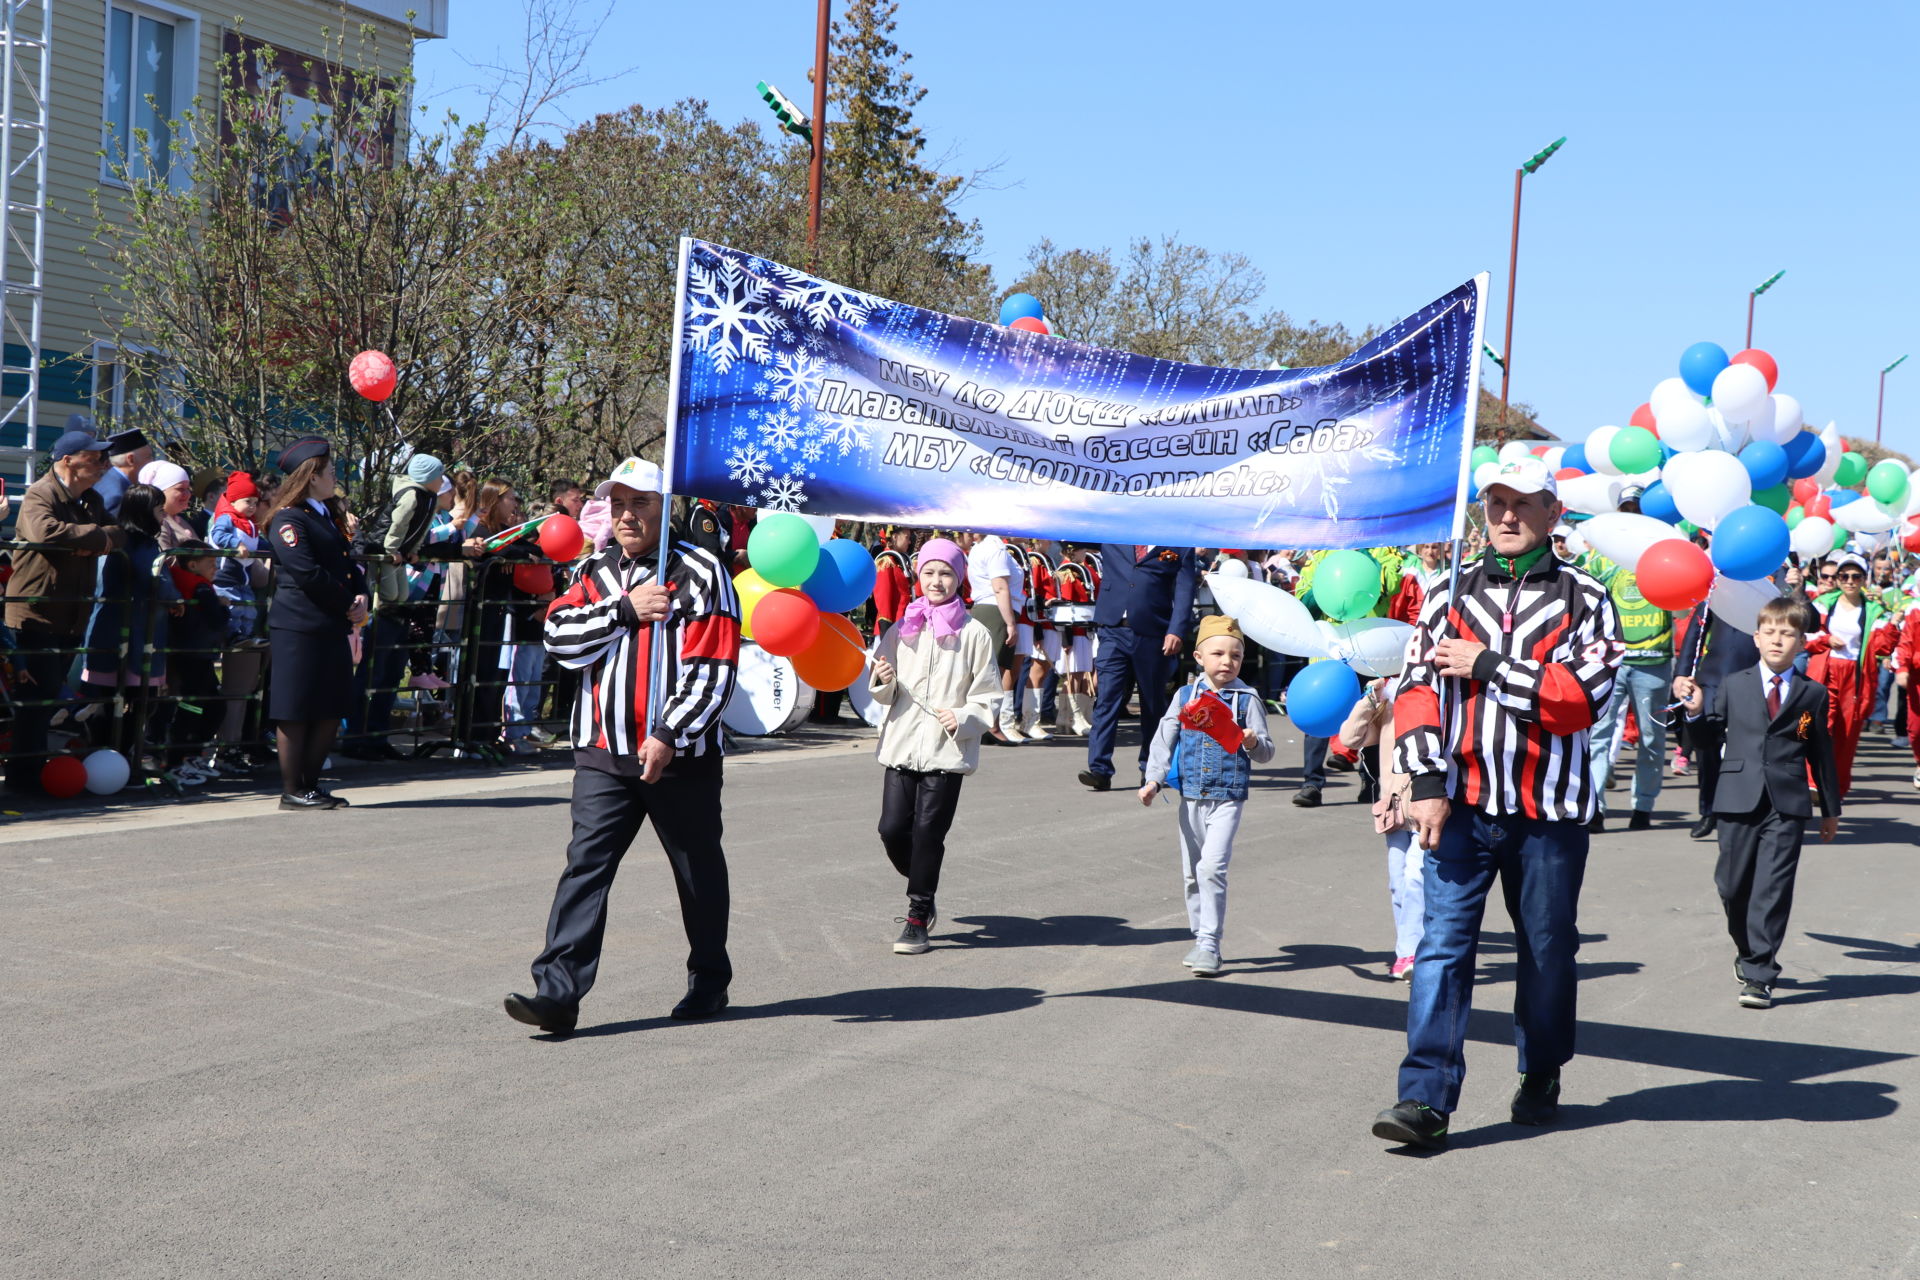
733, 568, 775, 641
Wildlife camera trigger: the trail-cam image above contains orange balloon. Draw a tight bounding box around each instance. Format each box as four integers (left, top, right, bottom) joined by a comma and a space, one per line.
791, 613, 866, 691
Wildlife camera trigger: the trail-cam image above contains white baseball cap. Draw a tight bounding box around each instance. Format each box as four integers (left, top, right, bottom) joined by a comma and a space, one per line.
1477, 455, 1558, 500
594, 456, 664, 499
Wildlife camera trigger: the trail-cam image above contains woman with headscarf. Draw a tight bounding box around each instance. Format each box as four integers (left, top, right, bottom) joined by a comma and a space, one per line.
137, 460, 197, 550
865, 537, 1000, 955
260, 437, 368, 809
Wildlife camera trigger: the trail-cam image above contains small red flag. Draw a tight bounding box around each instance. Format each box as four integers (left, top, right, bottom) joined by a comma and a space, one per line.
1180, 689, 1245, 753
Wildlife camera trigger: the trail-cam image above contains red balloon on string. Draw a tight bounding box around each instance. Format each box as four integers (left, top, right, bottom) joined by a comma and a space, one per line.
751, 588, 821, 657
537, 514, 586, 562
1531, 445, 1550, 457
349, 349, 398, 402
1791, 477, 1820, 505
511, 563, 554, 595
1555, 467, 1584, 481
1636, 539, 1716, 610
1008, 316, 1049, 335
1629, 403, 1657, 429
1804, 493, 1832, 521
40, 755, 88, 799
1904, 525, 1920, 553
1729, 348, 1779, 391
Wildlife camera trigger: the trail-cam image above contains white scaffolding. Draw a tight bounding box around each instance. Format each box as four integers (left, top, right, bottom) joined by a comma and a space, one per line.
0, 0, 50, 484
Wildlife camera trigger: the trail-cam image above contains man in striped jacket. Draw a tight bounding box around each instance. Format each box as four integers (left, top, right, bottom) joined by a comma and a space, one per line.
1372, 457, 1623, 1151
505, 458, 742, 1035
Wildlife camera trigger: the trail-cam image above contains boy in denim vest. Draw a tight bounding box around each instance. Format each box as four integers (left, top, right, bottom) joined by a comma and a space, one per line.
1140, 615, 1276, 975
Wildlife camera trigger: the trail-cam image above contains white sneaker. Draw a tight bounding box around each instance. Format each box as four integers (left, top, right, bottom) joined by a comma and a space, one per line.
1020, 703, 1051, 741
168, 763, 210, 787
1912, 766, 1920, 791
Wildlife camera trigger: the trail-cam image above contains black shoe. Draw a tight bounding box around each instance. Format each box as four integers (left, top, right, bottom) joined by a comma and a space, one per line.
1691, 815, 1718, 839
1356, 782, 1380, 805
503, 991, 578, 1035
671, 984, 730, 1020
1738, 982, 1773, 1010
1510, 1071, 1561, 1125
1627, 810, 1651, 832
893, 901, 936, 954
1587, 813, 1606, 834
279, 790, 330, 811
1292, 786, 1322, 808
1327, 754, 1356, 773
1077, 769, 1112, 792
316, 790, 349, 809
1372, 1099, 1448, 1150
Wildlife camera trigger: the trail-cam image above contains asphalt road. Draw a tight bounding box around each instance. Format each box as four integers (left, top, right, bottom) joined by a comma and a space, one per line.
5, 722, 1918, 1279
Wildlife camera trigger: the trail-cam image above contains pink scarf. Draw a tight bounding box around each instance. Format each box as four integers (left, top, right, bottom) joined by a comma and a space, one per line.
894, 537, 970, 641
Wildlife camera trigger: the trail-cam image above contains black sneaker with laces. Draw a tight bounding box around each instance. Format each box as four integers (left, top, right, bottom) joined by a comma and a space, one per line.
1372, 1099, 1448, 1150
1738, 982, 1773, 1009
893, 901, 937, 954
1510, 1071, 1561, 1125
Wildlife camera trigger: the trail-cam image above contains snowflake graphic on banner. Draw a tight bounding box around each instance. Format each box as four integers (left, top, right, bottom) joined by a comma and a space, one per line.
759, 407, 803, 453
760, 476, 807, 511
773, 265, 884, 331
821, 412, 870, 455
684, 256, 786, 373
767, 350, 826, 406
726, 445, 771, 487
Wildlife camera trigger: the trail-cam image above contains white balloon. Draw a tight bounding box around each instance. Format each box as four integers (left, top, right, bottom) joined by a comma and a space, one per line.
1543, 446, 1566, 471
1905, 475, 1920, 517
1559, 472, 1624, 516
1789, 516, 1834, 557
1711, 363, 1769, 417
1767, 393, 1804, 443
1667, 449, 1751, 530
1832, 499, 1902, 534
1581, 512, 1682, 568
1474, 460, 1502, 494
82, 748, 130, 795
1499, 440, 1535, 464
1587, 425, 1623, 476
1206, 574, 1327, 659
1211, 556, 1249, 578
1317, 617, 1416, 679
1649, 377, 1703, 419
1707, 576, 1782, 633
1709, 406, 1748, 454
1565, 531, 1589, 557
795, 514, 837, 544
1657, 398, 1716, 452
1815, 434, 1842, 485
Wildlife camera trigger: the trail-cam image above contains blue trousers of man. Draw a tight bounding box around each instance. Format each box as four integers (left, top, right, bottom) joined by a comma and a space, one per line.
1085, 626, 1175, 780
1399, 806, 1589, 1115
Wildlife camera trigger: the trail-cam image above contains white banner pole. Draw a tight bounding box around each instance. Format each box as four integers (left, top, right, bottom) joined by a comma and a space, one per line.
645, 236, 696, 745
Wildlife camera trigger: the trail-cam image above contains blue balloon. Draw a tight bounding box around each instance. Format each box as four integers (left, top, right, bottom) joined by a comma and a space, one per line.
1287, 662, 1363, 739
801, 538, 879, 614
1737, 440, 1789, 491
997, 292, 1045, 326
1829, 489, 1861, 509
1639, 480, 1681, 525
1560, 443, 1587, 473
1782, 430, 1826, 479
1660, 443, 1678, 465
1679, 342, 1730, 398
1711, 506, 1791, 581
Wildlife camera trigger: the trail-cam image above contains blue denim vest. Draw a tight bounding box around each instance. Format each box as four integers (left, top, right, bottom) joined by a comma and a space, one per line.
1173, 684, 1253, 802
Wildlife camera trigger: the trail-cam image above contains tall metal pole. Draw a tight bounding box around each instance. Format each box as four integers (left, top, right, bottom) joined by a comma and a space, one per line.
1498, 167, 1522, 438
1745, 294, 1756, 350
1881, 355, 1911, 447
807, 0, 829, 262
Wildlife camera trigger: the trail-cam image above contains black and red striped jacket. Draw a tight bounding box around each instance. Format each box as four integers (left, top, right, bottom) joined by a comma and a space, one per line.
1393, 549, 1623, 822
544, 539, 740, 770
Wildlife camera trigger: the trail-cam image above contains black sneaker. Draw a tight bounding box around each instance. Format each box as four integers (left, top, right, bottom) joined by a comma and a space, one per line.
1510, 1071, 1561, 1125
1327, 754, 1357, 773
894, 902, 936, 954
1292, 785, 1323, 808
1738, 982, 1773, 1009
1076, 770, 1112, 792
1372, 1099, 1448, 1150
1627, 810, 1652, 832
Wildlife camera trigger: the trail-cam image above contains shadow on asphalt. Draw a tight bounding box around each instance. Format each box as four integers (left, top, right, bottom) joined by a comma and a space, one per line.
564, 985, 1049, 1038
1803, 932, 1920, 965
362, 795, 571, 810
942, 915, 1192, 949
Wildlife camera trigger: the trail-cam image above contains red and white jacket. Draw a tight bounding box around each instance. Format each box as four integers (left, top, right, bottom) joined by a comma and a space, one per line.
544, 539, 740, 770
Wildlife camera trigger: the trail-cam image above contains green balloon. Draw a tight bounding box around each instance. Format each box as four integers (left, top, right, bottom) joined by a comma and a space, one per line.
1312, 549, 1383, 622
1833, 452, 1867, 488
1471, 445, 1499, 469
1784, 506, 1805, 530
1678, 520, 1700, 538
746, 512, 822, 588
1752, 484, 1790, 514
1832, 522, 1851, 552
1610, 425, 1661, 474
1866, 459, 1910, 506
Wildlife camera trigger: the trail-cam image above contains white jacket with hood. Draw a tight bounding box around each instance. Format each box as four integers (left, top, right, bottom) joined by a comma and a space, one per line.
869, 617, 999, 773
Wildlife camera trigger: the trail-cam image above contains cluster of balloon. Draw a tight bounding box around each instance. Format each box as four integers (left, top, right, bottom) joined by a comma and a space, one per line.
732, 512, 876, 691
348, 349, 398, 402
1548, 340, 1920, 631
998, 292, 1058, 338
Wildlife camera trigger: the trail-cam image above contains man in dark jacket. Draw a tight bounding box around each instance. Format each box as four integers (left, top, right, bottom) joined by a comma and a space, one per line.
1078, 543, 1197, 791
5, 428, 126, 790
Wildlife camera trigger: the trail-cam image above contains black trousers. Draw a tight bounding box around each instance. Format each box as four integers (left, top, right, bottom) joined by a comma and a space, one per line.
531, 756, 731, 1006
1714, 803, 1804, 986
6, 626, 74, 787
878, 766, 965, 902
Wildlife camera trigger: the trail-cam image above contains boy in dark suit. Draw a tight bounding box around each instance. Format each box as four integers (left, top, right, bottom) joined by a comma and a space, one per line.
1676, 596, 1840, 1010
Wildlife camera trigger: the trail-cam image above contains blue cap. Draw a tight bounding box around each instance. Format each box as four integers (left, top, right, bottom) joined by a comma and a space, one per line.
51, 428, 110, 460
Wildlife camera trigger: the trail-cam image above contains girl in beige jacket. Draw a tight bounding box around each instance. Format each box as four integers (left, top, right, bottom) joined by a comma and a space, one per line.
1340, 676, 1423, 979
868, 537, 1000, 954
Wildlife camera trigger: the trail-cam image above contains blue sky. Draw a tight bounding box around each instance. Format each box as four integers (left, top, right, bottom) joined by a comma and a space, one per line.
415, 1, 1920, 457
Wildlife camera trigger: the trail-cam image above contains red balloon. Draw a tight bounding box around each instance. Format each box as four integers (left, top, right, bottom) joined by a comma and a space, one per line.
751, 588, 821, 657
1629, 403, 1657, 429
511, 563, 554, 595
349, 349, 398, 402
1530, 445, 1550, 457
538, 514, 586, 562
1804, 494, 1832, 521
1729, 348, 1779, 392
1637, 539, 1716, 610
1008, 316, 1049, 335
1904, 525, 1920, 554
40, 755, 88, 799
1555, 467, 1584, 481
1790, 477, 1820, 505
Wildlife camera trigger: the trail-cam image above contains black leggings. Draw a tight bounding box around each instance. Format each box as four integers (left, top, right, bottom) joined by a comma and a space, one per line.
277, 718, 340, 797
878, 767, 965, 903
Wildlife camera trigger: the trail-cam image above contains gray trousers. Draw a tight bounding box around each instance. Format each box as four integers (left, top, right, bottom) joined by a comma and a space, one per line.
1177, 796, 1244, 950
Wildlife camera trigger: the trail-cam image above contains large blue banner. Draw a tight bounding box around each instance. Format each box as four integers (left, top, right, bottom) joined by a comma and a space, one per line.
669, 239, 1485, 549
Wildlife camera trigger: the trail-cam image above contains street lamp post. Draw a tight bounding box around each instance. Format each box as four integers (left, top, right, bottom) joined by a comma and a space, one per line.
1878, 353, 1909, 446
1745, 270, 1785, 349
808, 0, 830, 260
1499, 136, 1565, 436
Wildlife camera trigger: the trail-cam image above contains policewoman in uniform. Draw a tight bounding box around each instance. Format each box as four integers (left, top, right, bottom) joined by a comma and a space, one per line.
261, 437, 368, 809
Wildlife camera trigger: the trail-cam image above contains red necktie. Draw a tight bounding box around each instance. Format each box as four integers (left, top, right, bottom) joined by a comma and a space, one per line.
1135, 544, 1152, 562
1767, 674, 1782, 720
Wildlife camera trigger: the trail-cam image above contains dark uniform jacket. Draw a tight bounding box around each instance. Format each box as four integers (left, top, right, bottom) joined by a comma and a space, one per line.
1092, 544, 1198, 637
264, 503, 366, 634
1700, 666, 1840, 821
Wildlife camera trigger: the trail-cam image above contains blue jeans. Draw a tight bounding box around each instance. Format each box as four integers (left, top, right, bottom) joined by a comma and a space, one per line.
502, 642, 548, 741
1398, 807, 1589, 1114
1086, 627, 1175, 778
1590, 661, 1671, 814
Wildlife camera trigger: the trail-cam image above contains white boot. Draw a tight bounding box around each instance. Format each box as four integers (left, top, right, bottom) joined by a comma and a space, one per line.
1022, 697, 1051, 741
995, 696, 1025, 743
1052, 691, 1077, 736
1072, 691, 1094, 736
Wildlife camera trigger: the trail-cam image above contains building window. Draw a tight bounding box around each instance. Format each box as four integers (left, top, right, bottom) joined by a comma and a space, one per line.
102, 3, 197, 185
